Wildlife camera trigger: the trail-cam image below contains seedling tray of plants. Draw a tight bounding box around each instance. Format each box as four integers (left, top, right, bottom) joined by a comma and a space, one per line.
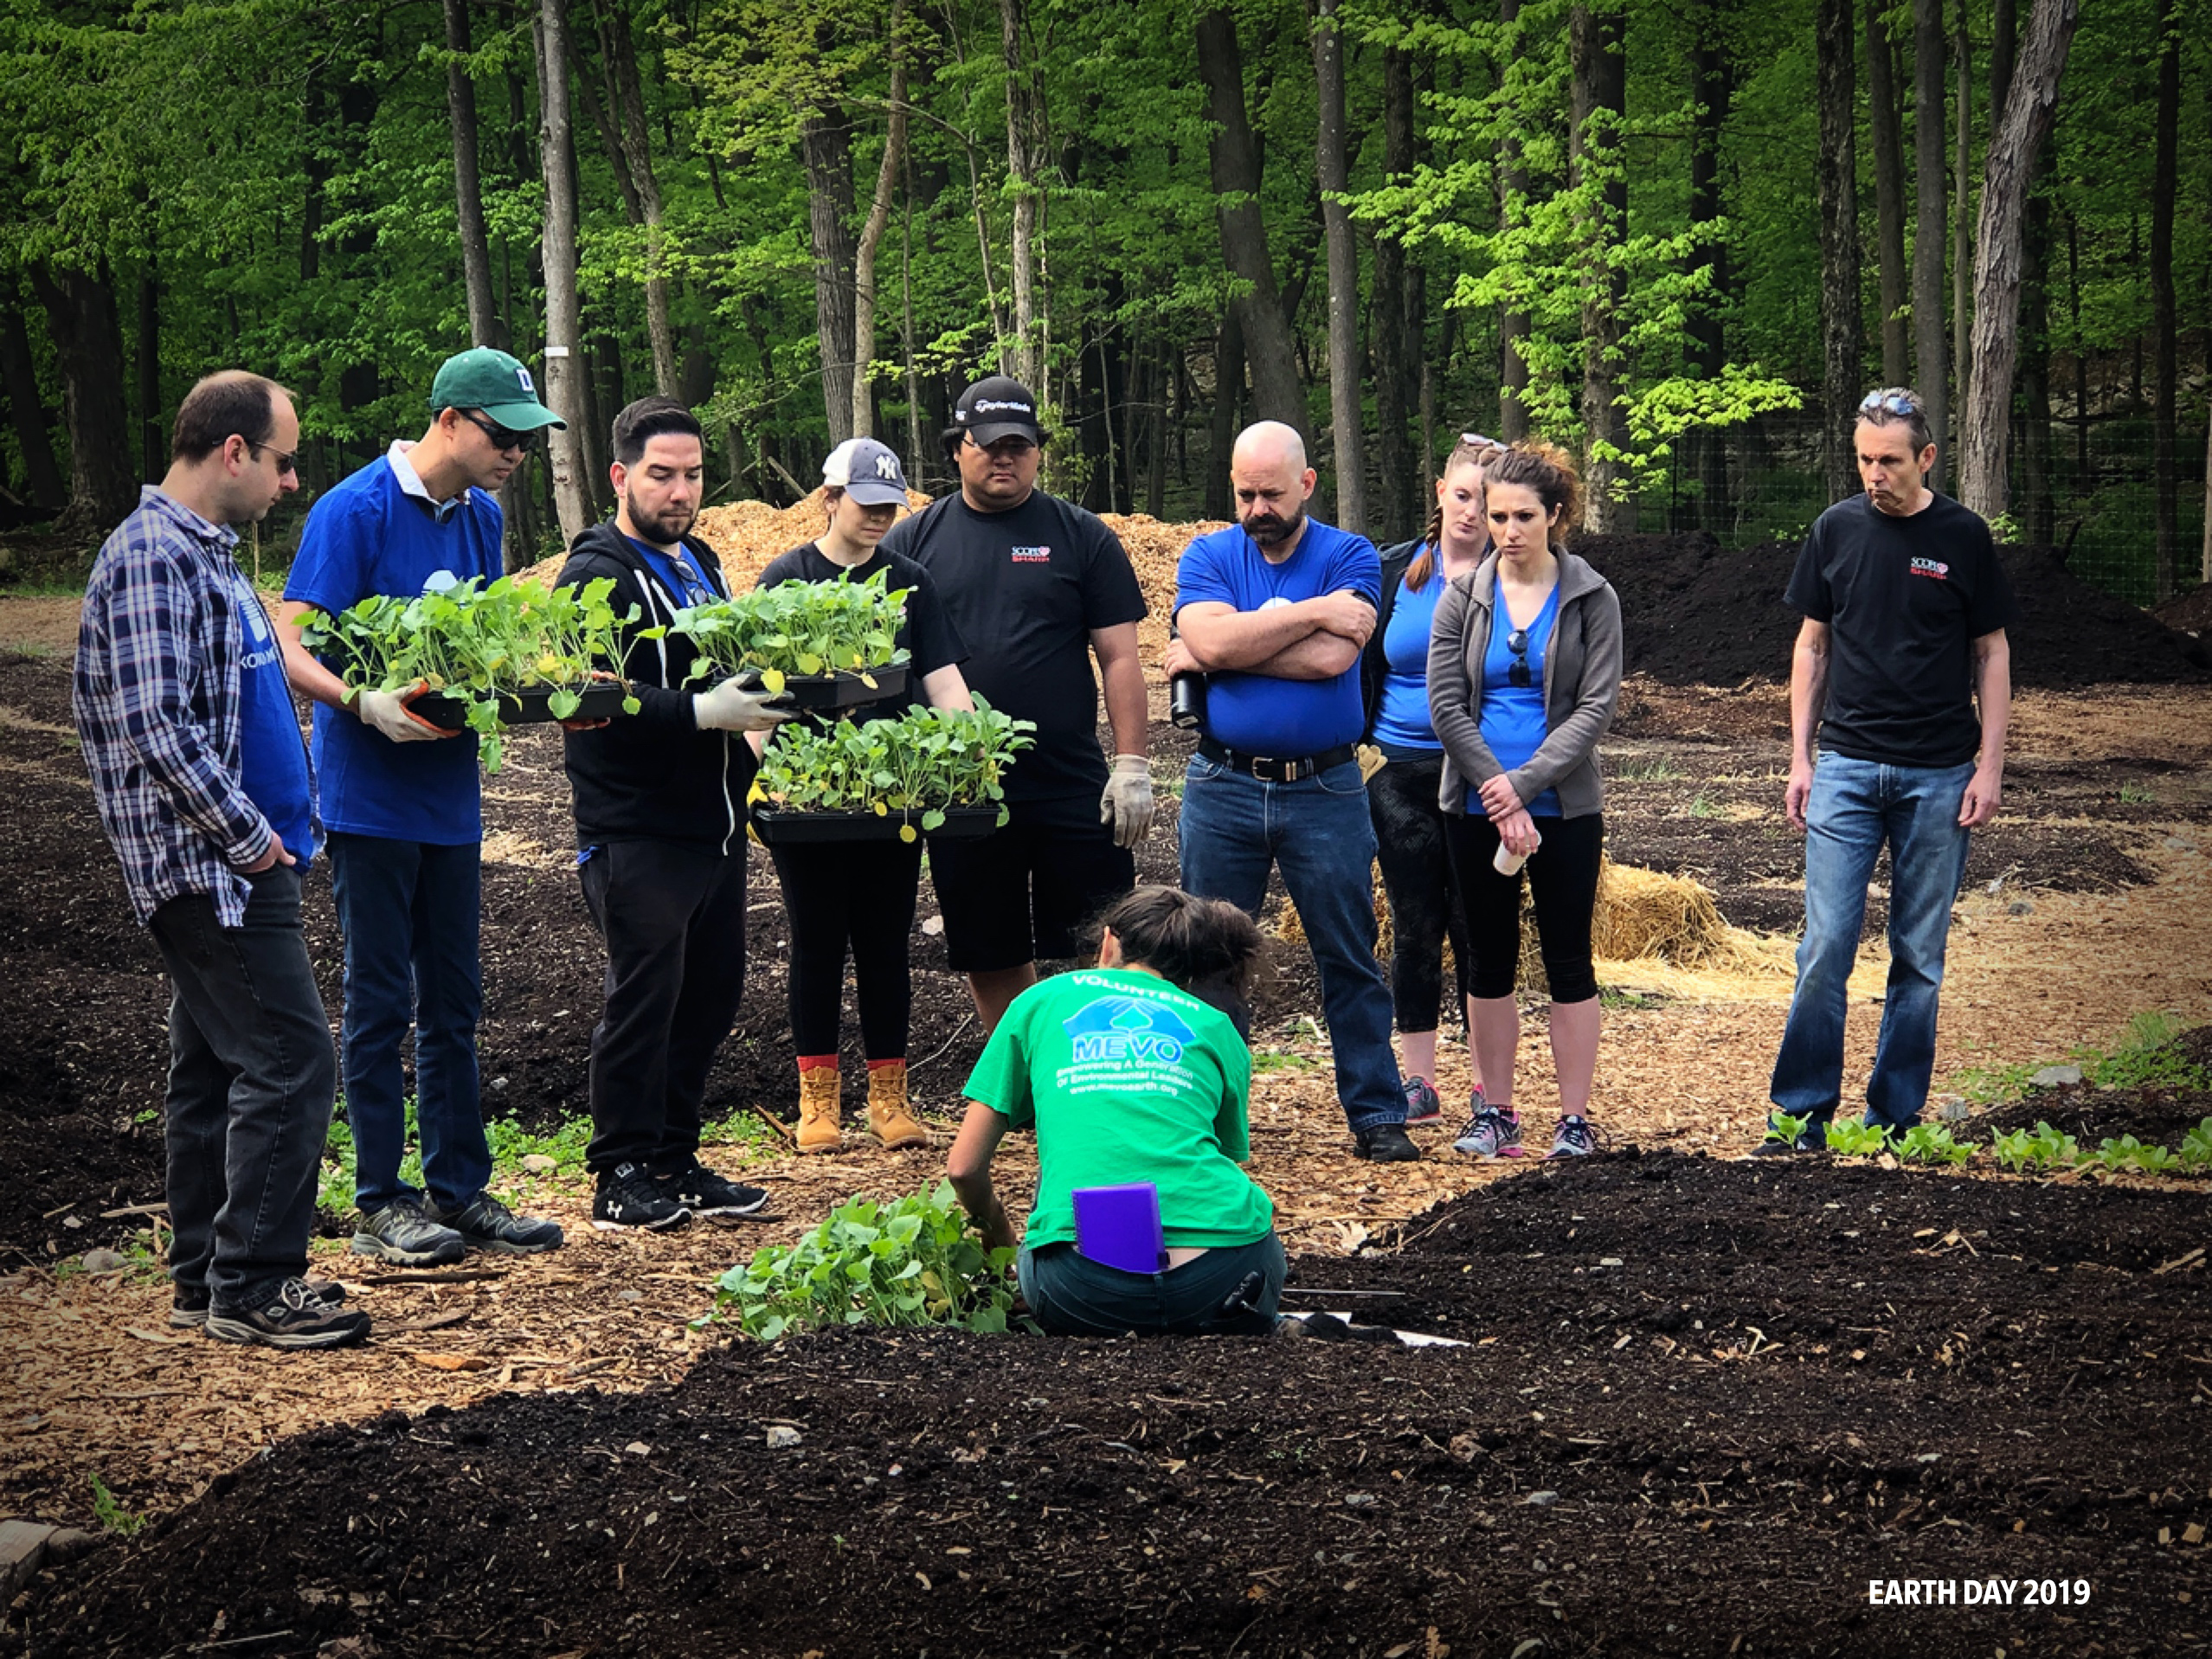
751, 804, 1001, 844
757, 663, 910, 710
409, 682, 629, 730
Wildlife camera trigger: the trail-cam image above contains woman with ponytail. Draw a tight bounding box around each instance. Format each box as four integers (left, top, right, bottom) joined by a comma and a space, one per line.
1359, 433, 1505, 1129
1426, 441, 1623, 1161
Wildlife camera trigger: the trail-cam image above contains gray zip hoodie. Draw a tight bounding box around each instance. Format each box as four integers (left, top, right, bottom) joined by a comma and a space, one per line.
1425, 550, 1624, 820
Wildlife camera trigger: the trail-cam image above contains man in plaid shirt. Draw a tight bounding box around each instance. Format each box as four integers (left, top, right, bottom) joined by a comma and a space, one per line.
74, 371, 369, 1350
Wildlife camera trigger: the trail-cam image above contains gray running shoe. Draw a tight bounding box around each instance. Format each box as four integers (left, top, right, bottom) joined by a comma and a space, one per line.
205, 1277, 371, 1350
431, 1190, 564, 1254
350, 1195, 467, 1267
1401, 1077, 1443, 1124
1453, 1104, 1524, 1158
1548, 1115, 1607, 1158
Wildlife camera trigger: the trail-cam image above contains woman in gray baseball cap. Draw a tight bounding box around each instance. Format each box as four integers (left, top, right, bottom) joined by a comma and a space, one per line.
753, 439, 977, 1156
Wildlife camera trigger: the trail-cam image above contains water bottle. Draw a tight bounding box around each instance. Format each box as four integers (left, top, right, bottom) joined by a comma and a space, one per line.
1168, 627, 1206, 730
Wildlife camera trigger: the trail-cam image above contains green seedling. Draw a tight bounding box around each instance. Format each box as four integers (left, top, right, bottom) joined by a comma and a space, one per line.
1764, 1110, 1812, 1148
1824, 1119, 1894, 1157
1990, 1127, 2035, 1172
89, 1474, 146, 1538
299, 575, 640, 772
2092, 1135, 2180, 1174
2179, 1118, 2212, 1170
749, 698, 1034, 841
712, 1180, 1019, 1341
1895, 1123, 1975, 1166
1991, 1120, 2081, 1171
1251, 1050, 1319, 1074
670, 567, 909, 686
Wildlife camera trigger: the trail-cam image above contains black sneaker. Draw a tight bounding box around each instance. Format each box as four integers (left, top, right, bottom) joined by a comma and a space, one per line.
173, 1279, 343, 1328
205, 1278, 372, 1350
593, 1163, 691, 1231
431, 1190, 565, 1254
1751, 1116, 1827, 1156
1353, 1122, 1422, 1162
660, 1161, 768, 1218
350, 1195, 467, 1266
1401, 1077, 1443, 1125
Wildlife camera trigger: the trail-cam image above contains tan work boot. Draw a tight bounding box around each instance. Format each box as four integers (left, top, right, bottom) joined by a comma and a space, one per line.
795, 1065, 842, 1154
865, 1061, 929, 1150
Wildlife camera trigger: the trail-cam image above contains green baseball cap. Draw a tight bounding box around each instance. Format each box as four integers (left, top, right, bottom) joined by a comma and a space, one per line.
428, 347, 566, 430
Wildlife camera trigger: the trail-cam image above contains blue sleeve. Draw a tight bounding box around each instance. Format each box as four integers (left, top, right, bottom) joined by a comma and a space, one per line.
1327, 532, 1382, 608
285, 492, 376, 617
471, 493, 505, 582
1174, 532, 1238, 616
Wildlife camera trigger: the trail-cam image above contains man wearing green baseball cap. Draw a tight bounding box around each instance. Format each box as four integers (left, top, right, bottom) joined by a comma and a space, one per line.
270, 346, 568, 1270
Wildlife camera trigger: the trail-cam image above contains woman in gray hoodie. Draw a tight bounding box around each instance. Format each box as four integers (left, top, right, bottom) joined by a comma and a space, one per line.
1426, 442, 1624, 1161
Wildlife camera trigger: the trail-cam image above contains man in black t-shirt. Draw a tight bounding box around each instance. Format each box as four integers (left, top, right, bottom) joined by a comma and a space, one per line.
1757, 387, 2017, 1154
879, 376, 1152, 1032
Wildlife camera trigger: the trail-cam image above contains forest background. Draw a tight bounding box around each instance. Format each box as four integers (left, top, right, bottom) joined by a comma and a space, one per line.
0, 0, 2205, 608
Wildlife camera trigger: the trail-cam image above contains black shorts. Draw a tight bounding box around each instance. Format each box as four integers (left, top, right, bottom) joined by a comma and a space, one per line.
927, 792, 1135, 973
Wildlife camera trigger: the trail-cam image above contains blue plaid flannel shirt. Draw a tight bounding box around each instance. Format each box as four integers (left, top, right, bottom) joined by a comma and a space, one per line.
74, 486, 318, 928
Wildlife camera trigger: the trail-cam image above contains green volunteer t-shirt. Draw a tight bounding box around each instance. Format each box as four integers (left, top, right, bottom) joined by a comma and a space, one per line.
961, 968, 1273, 1252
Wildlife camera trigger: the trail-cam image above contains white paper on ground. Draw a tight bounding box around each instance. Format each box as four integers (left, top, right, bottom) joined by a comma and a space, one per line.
1281, 1311, 1469, 1348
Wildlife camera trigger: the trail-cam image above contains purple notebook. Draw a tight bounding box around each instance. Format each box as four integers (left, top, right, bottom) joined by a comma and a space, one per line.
1071, 1183, 1167, 1275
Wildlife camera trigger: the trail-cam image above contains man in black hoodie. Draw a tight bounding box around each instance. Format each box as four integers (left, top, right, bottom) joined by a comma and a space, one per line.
559, 396, 793, 1231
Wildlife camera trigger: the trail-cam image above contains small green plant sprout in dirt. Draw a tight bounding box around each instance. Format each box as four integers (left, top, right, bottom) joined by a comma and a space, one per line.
711, 1181, 1019, 1341
1990, 1121, 2082, 1173
1895, 1123, 1976, 1166
1824, 1119, 1894, 1157
670, 567, 909, 690
2181, 1118, 2212, 1171
1763, 1110, 1812, 1149
2092, 1135, 2182, 1174
1952, 1011, 2209, 1105
89, 1474, 146, 1538
749, 699, 1034, 841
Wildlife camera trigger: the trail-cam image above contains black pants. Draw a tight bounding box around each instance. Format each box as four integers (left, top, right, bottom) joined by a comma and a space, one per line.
1443, 812, 1604, 1004
578, 839, 748, 1176
769, 838, 923, 1060
1018, 1232, 1287, 1337
145, 866, 337, 1312
1367, 749, 1472, 1033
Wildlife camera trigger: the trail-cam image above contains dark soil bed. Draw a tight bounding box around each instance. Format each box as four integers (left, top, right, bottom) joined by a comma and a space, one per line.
16, 1152, 2208, 1658
1582, 532, 2210, 688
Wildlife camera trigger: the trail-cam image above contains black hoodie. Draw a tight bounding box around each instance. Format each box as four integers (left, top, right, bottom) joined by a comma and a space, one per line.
558, 520, 756, 853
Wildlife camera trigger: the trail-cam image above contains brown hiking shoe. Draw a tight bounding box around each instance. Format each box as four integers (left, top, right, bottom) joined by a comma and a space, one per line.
866, 1060, 929, 1150
796, 1065, 842, 1154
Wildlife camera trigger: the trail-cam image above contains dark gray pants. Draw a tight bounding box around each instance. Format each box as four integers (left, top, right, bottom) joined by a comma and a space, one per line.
1018, 1232, 1287, 1337
145, 865, 337, 1312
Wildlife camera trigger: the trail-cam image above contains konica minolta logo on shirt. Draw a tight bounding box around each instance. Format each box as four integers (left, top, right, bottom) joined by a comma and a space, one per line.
1010, 545, 1052, 563
1910, 556, 1951, 581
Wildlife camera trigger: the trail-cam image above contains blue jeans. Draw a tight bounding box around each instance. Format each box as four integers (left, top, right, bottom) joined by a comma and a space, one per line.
1770, 754, 1976, 1132
1179, 756, 1404, 1132
327, 832, 491, 1212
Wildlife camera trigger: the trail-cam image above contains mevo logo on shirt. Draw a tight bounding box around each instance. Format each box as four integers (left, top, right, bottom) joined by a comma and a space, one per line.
1063, 995, 1194, 1064
1910, 556, 1951, 581
1010, 544, 1052, 563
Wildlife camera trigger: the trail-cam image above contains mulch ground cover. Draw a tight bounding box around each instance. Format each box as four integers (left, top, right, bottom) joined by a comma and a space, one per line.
13, 1150, 2207, 1659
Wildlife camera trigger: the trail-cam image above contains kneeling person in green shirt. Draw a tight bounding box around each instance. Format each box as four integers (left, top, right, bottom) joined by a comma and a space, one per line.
947, 888, 1283, 1336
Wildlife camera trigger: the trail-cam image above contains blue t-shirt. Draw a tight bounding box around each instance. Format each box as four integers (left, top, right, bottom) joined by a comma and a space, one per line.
230, 572, 318, 871
1372, 570, 1446, 751
1470, 583, 1562, 818
627, 535, 723, 606
1174, 519, 1380, 756
286, 456, 503, 845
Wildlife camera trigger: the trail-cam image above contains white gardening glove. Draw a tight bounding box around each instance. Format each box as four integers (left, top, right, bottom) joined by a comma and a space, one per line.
693, 677, 796, 733
1099, 754, 1155, 849
354, 683, 453, 742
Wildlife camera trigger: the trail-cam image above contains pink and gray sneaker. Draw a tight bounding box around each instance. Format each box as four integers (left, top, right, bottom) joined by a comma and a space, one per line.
1453, 1102, 1523, 1158
1401, 1077, 1444, 1124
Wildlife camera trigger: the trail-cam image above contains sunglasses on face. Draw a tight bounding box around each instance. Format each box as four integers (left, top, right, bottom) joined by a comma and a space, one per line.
461, 410, 538, 455
246, 441, 298, 477
1507, 627, 1533, 689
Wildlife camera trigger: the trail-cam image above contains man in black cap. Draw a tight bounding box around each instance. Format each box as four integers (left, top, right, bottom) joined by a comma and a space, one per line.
878, 376, 1152, 1032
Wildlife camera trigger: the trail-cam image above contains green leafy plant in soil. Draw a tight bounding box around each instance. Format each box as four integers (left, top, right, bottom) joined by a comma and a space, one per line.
1894, 1123, 1975, 1166
1823, 1119, 1894, 1158
298, 575, 639, 771
749, 699, 1034, 842
1763, 1109, 1811, 1148
2182, 1118, 2212, 1170
670, 568, 909, 689
1990, 1121, 2081, 1173
2092, 1134, 2182, 1174
1953, 1010, 2211, 1105
711, 1181, 1018, 1340
89, 1475, 146, 1538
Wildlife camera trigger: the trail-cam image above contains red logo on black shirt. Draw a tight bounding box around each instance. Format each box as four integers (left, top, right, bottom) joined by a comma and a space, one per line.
1909, 556, 1950, 580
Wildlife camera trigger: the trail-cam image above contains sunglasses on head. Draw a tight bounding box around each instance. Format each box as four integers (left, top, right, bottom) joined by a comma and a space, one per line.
461, 410, 539, 455
246, 440, 298, 477
1858, 389, 1921, 418
1458, 431, 1505, 453
1507, 627, 1532, 689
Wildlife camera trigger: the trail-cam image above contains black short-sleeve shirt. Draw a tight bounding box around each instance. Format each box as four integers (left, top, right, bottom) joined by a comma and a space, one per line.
1784, 492, 2019, 768
754, 542, 968, 721
879, 489, 1148, 801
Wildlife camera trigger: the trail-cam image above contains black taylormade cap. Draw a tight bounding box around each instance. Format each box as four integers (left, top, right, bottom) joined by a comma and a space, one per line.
953, 375, 1043, 446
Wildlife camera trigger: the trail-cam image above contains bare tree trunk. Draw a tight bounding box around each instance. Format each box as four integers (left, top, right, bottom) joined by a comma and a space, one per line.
30, 263, 138, 538
1957, 0, 2080, 524
1687, 0, 1732, 529
902, 148, 924, 473
534, 0, 591, 544
2151, 0, 2180, 598
2021, 142, 2054, 544
1817, 0, 1864, 505
1952, 1, 1973, 425
444, 0, 502, 348
1310, 0, 1365, 533
852, 4, 909, 439
1991, 0, 2017, 119
1497, 0, 1530, 443
137, 258, 160, 485
1000, 0, 1042, 391
1571, 3, 1627, 530
1913, 0, 1949, 486
801, 113, 859, 446
1866, 0, 1910, 384
1195, 7, 1304, 432
1205, 307, 1244, 520
1369, 43, 1416, 540
0, 291, 65, 511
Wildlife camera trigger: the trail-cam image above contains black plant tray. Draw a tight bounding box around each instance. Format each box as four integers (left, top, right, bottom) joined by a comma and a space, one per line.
750, 804, 1000, 845
751, 662, 910, 710
406, 682, 628, 730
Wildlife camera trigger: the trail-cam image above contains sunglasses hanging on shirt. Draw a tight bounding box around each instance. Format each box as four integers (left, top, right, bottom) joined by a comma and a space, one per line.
1507, 627, 1533, 688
